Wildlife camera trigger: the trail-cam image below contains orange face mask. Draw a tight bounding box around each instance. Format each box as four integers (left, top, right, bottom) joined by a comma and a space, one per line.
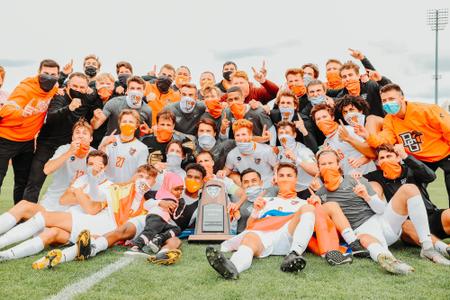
97, 87, 113, 101
320, 167, 341, 192
205, 98, 223, 119
289, 84, 306, 97
230, 102, 246, 120
156, 127, 173, 143
277, 179, 297, 199
185, 178, 202, 193
316, 119, 338, 136
326, 71, 344, 90
379, 160, 402, 180
345, 79, 360, 96
175, 75, 189, 87
120, 123, 136, 137
75, 142, 90, 158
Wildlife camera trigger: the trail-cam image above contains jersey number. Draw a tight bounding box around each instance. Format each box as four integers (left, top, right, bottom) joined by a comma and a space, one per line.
116, 156, 126, 168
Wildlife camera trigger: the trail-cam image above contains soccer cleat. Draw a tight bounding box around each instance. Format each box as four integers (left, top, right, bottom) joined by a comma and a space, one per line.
124, 246, 150, 258
205, 246, 238, 279
148, 249, 182, 266
32, 249, 62, 270
378, 254, 414, 275
325, 250, 353, 266
348, 239, 370, 258
280, 251, 307, 273
420, 247, 450, 266
76, 230, 91, 261
146, 234, 164, 254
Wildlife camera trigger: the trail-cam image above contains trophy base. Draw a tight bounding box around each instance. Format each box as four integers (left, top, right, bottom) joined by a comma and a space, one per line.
188, 234, 233, 243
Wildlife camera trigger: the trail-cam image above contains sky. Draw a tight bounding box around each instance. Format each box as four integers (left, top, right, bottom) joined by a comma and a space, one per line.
1, 0, 450, 106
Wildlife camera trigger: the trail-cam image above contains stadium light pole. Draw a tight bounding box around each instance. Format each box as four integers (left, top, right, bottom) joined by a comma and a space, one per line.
427, 8, 448, 105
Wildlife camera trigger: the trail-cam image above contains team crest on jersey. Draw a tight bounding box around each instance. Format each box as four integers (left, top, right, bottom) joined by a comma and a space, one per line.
237, 156, 241, 161
129, 147, 136, 156
290, 200, 299, 205
277, 206, 283, 211
254, 158, 261, 165
70, 156, 75, 161
399, 131, 422, 153
401, 178, 407, 184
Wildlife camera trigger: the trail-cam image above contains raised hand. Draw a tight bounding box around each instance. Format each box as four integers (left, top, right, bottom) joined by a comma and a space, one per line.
139, 121, 152, 135
103, 129, 117, 147
62, 59, 74, 75
353, 178, 370, 201
309, 173, 321, 191
69, 97, 82, 111
249, 99, 261, 110
148, 64, 157, 77
348, 48, 365, 60
253, 197, 266, 211
307, 188, 321, 205
338, 120, 351, 142
367, 69, 382, 82
220, 115, 230, 134
252, 62, 266, 84
261, 124, 271, 143
353, 123, 368, 139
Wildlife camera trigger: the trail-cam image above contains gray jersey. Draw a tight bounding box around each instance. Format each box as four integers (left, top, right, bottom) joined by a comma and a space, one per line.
167, 101, 206, 135
102, 96, 152, 135
316, 177, 376, 229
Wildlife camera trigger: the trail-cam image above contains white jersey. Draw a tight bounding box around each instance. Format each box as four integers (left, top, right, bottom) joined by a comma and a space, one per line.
39, 144, 93, 212
325, 126, 376, 175
256, 196, 307, 219
104, 136, 149, 183
225, 143, 278, 188
276, 143, 316, 191
69, 174, 113, 214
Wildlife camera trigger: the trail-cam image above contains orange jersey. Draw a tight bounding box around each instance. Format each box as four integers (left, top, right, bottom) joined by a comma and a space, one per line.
108, 182, 147, 227
0, 76, 58, 142
367, 101, 450, 162
144, 83, 180, 126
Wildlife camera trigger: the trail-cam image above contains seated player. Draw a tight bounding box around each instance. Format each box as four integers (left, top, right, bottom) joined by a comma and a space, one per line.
206, 163, 316, 279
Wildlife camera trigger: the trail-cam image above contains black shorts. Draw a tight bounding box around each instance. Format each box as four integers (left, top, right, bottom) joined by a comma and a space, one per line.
428, 209, 448, 239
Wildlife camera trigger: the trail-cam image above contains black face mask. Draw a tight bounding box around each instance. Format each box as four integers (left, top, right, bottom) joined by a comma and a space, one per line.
118, 74, 131, 87
156, 76, 172, 93
223, 71, 233, 81
84, 66, 97, 78
38, 74, 58, 92
69, 88, 86, 101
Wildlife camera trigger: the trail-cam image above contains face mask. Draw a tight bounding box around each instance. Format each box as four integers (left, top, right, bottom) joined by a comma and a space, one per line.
278, 134, 296, 150
289, 84, 306, 97
120, 123, 136, 136
38, 74, 58, 92
236, 141, 254, 155
383, 101, 401, 115
185, 178, 202, 193
320, 167, 341, 191
69, 88, 86, 101
230, 102, 246, 120
205, 98, 223, 119
180, 96, 196, 113
379, 160, 402, 180
223, 71, 233, 81
303, 75, 313, 87
245, 185, 264, 202
345, 79, 360, 96
87, 165, 106, 184
126, 90, 143, 109
316, 119, 338, 136
277, 179, 297, 199
118, 74, 131, 87
97, 87, 113, 101
308, 94, 326, 106
84, 66, 97, 78
279, 107, 294, 121
344, 112, 366, 127
135, 178, 151, 195
156, 76, 172, 93
198, 134, 216, 151
166, 153, 182, 169
175, 75, 189, 87
75, 142, 90, 158
156, 127, 173, 143
326, 71, 344, 90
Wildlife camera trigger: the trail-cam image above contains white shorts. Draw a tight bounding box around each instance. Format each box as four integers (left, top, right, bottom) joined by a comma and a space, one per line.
220, 224, 292, 258
70, 209, 117, 243
128, 215, 147, 239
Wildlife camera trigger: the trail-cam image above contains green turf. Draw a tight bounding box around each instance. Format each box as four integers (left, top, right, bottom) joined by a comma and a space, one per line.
0, 169, 449, 300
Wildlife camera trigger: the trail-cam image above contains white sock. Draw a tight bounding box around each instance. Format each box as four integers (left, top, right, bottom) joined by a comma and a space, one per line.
289, 211, 315, 255
0, 237, 44, 260
91, 236, 108, 256
0, 212, 18, 235
230, 245, 254, 273
341, 227, 357, 244
407, 195, 432, 249
61, 245, 78, 263
0, 212, 45, 249
367, 243, 392, 262
434, 240, 449, 257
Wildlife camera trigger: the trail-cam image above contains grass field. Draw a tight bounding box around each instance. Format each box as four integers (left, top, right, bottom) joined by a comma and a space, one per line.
0, 169, 449, 299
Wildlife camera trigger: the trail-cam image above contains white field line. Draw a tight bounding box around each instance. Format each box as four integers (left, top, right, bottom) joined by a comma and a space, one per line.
47, 256, 134, 300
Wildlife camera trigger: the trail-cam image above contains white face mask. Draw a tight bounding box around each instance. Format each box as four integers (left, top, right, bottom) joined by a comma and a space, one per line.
86, 165, 106, 184
198, 134, 216, 151
236, 141, 254, 155
126, 91, 143, 109
166, 153, 182, 169
180, 96, 196, 113
278, 134, 296, 150
279, 107, 295, 121
344, 112, 366, 127
135, 178, 151, 195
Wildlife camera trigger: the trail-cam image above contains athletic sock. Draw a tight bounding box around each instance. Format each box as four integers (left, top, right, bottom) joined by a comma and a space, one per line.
0, 237, 44, 260
406, 195, 433, 249
367, 243, 392, 262
230, 245, 254, 273
0, 212, 45, 249
0, 212, 18, 235
289, 211, 315, 256
434, 240, 449, 257
91, 236, 108, 257
61, 245, 78, 263
341, 227, 357, 244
